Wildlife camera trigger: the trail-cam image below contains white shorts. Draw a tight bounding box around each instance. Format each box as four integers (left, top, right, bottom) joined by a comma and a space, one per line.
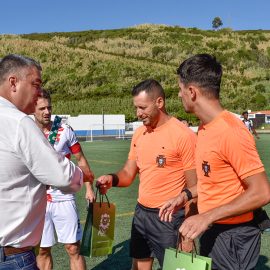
40, 200, 82, 247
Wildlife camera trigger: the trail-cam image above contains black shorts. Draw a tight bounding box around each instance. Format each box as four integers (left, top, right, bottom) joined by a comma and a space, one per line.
200, 221, 261, 270
130, 203, 184, 267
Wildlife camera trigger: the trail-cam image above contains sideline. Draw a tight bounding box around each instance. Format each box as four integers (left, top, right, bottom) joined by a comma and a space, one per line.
88, 159, 122, 165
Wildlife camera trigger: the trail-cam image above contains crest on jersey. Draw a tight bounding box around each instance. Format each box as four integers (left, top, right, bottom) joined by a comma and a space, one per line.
156, 155, 166, 168
202, 161, 211, 177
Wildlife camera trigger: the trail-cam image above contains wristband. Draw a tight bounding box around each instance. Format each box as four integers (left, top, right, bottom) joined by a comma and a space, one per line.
181, 188, 192, 201
108, 173, 119, 187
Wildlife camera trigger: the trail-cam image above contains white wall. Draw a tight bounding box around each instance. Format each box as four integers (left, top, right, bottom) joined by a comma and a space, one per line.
52, 114, 125, 131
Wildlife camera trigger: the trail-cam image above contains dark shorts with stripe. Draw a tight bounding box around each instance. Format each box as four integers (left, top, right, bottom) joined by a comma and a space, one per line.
130, 203, 184, 267
200, 221, 261, 270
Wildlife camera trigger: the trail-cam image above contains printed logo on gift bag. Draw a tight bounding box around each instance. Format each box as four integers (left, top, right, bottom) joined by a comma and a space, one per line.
98, 213, 110, 236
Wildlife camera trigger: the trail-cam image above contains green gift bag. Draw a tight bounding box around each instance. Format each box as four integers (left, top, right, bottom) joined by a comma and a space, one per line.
163, 233, 212, 270
80, 190, 116, 257
163, 248, 211, 270
91, 199, 116, 257
79, 202, 94, 257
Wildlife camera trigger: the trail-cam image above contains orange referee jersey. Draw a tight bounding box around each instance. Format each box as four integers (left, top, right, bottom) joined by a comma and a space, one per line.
196, 110, 264, 224
128, 117, 196, 208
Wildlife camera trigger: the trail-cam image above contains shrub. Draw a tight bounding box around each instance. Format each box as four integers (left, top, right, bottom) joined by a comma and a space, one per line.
255, 84, 266, 93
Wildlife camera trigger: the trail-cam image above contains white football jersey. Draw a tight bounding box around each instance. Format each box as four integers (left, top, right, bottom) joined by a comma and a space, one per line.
45, 123, 81, 202
243, 119, 253, 132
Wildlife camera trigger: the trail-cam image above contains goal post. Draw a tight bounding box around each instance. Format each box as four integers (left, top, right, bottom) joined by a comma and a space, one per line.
84, 124, 126, 142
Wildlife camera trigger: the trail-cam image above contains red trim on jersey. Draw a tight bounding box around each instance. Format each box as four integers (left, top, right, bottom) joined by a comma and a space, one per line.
70, 142, 81, 154
47, 194, 52, 202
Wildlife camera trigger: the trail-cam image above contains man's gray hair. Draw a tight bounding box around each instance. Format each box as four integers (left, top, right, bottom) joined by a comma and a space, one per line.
0, 54, 42, 84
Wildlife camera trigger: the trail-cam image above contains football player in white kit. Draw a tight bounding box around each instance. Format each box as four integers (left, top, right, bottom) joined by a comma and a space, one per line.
242, 111, 260, 139
34, 89, 95, 270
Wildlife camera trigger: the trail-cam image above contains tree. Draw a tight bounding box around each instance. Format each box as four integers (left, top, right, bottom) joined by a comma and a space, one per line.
212, 17, 223, 30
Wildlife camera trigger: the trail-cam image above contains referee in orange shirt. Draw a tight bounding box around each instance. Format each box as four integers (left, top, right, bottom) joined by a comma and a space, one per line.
160, 54, 270, 270
97, 79, 198, 270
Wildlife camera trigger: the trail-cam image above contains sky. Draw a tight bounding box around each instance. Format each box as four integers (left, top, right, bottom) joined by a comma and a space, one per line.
1, 0, 270, 34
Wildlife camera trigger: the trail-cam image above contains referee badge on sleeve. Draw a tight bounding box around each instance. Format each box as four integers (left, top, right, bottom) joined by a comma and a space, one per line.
156, 155, 166, 167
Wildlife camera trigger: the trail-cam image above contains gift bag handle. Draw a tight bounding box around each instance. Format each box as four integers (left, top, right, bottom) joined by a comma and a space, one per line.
95, 187, 111, 208
175, 230, 197, 263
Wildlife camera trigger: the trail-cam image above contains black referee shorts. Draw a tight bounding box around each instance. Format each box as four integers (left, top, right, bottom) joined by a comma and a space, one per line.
130, 203, 184, 267
200, 221, 261, 270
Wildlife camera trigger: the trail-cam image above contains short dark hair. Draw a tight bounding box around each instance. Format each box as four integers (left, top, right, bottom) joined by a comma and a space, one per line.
177, 54, 222, 99
0, 54, 42, 85
39, 89, 51, 104
131, 79, 165, 100
242, 111, 248, 115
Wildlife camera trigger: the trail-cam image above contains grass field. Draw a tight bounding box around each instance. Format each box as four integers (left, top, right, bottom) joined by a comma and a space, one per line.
51, 135, 270, 270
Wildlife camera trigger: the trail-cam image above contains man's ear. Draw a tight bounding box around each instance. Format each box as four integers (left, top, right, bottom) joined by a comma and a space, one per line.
156, 96, 164, 109
9, 76, 18, 91
189, 85, 197, 101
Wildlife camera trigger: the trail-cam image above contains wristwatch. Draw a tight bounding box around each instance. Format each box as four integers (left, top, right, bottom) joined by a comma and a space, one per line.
181, 188, 193, 201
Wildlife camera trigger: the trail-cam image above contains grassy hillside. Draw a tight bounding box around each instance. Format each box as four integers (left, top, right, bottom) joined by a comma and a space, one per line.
1, 24, 270, 122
